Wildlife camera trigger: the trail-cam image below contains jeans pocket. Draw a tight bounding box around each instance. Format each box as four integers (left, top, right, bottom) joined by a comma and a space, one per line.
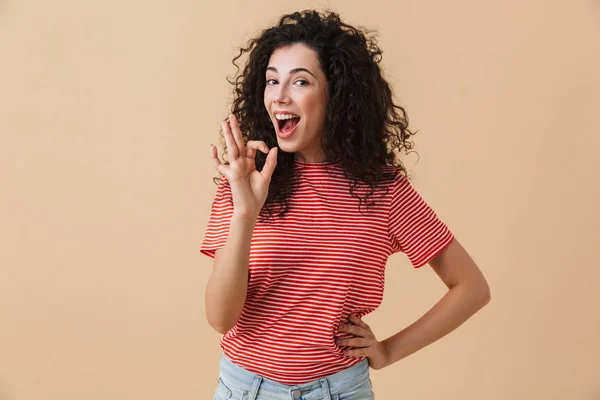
213, 377, 233, 400
333, 377, 374, 400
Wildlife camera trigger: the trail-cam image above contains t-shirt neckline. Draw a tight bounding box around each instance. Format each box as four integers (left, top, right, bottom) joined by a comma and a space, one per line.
293, 159, 340, 166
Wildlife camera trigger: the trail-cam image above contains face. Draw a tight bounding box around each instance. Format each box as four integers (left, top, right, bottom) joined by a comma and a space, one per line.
264, 43, 329, 163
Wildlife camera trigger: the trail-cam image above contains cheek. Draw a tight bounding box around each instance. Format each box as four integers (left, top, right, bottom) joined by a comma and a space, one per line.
263, 90, 269, 109
301, 95, 327, 121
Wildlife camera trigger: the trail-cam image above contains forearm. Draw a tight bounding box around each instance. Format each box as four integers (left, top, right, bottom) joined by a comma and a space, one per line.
381, 283, 490, 368
205, 213, 256, 334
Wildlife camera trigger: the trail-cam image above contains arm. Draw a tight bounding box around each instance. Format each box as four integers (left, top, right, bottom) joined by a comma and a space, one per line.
204, 113, 278, 334
204, 211, 257, 334
380, 238, 491, 368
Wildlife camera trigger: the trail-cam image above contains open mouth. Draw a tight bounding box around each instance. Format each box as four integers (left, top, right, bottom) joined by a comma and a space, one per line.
276, 115, 301, 134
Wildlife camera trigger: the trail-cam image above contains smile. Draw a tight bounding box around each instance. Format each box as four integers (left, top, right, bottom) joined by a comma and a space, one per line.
274, 113, 301, 139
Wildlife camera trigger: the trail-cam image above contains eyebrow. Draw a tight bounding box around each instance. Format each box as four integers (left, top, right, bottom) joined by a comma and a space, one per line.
266, 67, 316, 78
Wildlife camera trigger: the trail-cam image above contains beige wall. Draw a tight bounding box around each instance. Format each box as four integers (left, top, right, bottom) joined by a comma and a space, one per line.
1, 1, 598, 399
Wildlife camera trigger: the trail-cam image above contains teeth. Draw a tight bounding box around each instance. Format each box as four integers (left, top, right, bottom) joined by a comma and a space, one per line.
275, 113, 299, 120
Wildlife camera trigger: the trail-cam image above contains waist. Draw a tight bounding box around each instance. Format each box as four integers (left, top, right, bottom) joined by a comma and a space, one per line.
220, 351, 370, 389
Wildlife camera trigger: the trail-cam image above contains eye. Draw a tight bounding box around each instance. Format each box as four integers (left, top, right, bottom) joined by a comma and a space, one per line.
266, 79, 278, 85
294, 79, 309, 86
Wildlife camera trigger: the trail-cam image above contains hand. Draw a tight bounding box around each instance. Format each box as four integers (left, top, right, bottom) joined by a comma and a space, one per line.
336, 314, 389, 370
210, 114, 278, 217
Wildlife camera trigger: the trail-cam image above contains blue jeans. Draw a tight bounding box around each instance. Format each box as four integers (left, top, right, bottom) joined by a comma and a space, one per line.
214, 353, 375, 400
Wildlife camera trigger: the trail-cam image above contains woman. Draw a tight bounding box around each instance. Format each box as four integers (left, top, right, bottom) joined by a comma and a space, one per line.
200, 10, 490, 400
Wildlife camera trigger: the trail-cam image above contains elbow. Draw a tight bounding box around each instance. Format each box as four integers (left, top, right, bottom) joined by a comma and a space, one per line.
458, 279, 490, 308
482, 288, 491, 305
207, 316, 233, 335
206, 309, 236, 334
478, 281, 491, 306
211, 322, 232, 335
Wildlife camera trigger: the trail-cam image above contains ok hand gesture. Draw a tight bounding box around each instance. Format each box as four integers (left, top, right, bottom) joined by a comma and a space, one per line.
210, 114, 278, 217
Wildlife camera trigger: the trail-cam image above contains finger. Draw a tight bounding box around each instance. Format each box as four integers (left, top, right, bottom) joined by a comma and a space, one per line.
222, 119, 239, 160
210, 144, 225, 175
343, 348, 366, 357
245, 141, 270, 159
339, 323, 371, 338
336, 337, 374, 348
229, 114, 246, 157
259, 146, 278, 181
348, 314, 369, 329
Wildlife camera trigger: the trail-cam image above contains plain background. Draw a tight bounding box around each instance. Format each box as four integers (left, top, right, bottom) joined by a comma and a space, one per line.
1, 0, 599, 399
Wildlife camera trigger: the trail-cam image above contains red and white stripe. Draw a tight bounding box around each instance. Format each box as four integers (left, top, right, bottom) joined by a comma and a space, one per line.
200, 161, 454, 384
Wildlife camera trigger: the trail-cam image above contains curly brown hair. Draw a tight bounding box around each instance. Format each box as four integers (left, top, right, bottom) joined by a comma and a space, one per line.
214, 9, 419, 223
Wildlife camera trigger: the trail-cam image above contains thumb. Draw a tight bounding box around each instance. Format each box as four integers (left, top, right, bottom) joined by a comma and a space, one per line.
261, 147, 278, 181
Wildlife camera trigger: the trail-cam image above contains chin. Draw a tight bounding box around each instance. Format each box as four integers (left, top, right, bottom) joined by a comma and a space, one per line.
276, 140, 299, 153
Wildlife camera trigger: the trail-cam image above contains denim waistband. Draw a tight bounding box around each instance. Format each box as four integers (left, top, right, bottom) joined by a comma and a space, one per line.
218, 353, 371, 400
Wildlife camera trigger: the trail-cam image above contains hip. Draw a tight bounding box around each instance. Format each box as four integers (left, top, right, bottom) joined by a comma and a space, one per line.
213, 352, 374, 400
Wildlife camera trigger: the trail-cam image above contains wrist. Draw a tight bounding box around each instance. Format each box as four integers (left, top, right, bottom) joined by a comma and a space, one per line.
380, 339, 393, 369
232, 211, 259, 222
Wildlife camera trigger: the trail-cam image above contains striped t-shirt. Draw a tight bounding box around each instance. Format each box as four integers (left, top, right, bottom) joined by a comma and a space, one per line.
200, 159, 454, 385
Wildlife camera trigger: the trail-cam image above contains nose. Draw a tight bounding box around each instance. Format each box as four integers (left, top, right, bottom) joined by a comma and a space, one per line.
272, 85, 291, 105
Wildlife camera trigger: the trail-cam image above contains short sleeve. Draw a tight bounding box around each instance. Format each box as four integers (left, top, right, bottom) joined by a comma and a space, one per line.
199, 176, 234, 259
388, 172, 454, 268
